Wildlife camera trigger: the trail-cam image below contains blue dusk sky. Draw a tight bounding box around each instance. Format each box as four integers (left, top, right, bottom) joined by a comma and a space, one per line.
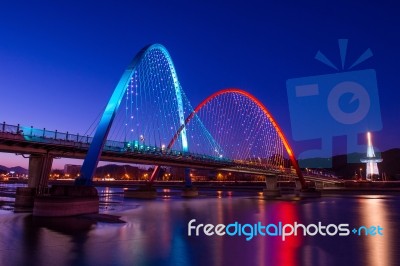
0, 0, 399, 168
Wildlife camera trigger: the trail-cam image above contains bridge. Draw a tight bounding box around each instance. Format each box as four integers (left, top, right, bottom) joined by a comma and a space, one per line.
0, 122, 342, 181
0, 44, 342, 216
0, 122, 288, 175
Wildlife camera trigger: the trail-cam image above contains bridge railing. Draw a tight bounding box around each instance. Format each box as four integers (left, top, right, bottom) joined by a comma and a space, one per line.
22, 126, 93, 144
1, 123, 21, 134
1, 122, 233, 161
0, 122, 92, 145
1, 122, 301, 172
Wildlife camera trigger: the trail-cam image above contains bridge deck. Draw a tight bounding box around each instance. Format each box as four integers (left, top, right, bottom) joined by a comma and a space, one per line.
0, 126, 343, 185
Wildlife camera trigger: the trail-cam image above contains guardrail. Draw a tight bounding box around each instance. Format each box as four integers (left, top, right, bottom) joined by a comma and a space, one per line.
0, 122, 234, 164
0, 122, 302, 174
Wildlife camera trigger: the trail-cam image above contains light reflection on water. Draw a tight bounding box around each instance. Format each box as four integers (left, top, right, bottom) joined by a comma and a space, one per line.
359, 198, 390, 266
0, 186, 398, 266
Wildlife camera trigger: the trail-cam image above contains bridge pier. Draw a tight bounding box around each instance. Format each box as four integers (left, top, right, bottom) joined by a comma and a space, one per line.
15, 154, 53, 211
315, 181, 324, 190
299, 181, 322, 198
33, 185, 99, 217
181, 168, 198, 197
263, 175, 280, 198
28, 154, 53, 189
14, 154, 99, 216
124, 166, 158, 199
295, 180, 302, 193
181, 187, 198, 198
124, 185, 157, 199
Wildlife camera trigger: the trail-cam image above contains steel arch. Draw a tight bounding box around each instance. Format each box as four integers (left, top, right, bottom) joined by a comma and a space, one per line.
150, 88, 306, 188
76, 44, 188, 185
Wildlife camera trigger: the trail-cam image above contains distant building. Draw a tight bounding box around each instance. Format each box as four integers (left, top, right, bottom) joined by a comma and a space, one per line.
64, 164, 81, 178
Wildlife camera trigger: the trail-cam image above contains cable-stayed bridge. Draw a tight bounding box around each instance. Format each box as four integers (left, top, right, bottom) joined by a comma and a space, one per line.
0, 44, 342, 216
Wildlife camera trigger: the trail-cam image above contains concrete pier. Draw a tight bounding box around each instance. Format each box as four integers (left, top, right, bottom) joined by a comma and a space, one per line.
28, 154, 53, 188
263, 175, 280, 198
14, 187, 36, 211
299, 188, 322, 198
181, 187, 198, 198
15, 154, 53, 211
33, 185, 99, 217
124, 186, 157, 199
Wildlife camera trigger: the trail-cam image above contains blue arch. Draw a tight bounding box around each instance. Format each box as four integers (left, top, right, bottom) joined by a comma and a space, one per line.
75, 44, 189, 185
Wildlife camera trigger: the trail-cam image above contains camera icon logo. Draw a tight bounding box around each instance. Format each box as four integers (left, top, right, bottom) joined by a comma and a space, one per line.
286, 39, 382, 168
327, 80, 370, 125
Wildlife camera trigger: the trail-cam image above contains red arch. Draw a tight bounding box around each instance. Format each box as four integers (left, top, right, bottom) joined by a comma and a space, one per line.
150, 88, 306, 188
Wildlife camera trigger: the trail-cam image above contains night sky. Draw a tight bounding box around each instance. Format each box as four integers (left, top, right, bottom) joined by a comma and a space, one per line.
0, 1, 399, 168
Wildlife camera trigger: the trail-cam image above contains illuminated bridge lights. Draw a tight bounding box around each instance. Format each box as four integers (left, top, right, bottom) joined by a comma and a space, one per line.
61, 43, 306, 187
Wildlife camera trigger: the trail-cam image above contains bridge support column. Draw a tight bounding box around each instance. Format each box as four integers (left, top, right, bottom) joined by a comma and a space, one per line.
28, 154, 53, 190
124, 184, 157, 199
315, 181, 324, 190
15, 154, 53, 211
299, 181, 322, 198
181, 168, 198, 198
184, 168, 192, 187
15, 155, 100, 217
295, 180, 302, 189
33, 185, 99, 216
124, 166, 158, 199
263, 175, 280, 198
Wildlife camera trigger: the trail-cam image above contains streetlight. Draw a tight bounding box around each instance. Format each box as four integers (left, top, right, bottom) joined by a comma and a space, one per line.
359, 168, 363, 179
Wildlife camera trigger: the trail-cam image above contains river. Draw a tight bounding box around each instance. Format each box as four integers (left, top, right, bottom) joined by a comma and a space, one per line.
0, 185, 399, 266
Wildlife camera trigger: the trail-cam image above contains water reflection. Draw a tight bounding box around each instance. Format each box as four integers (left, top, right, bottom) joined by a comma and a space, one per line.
31, 216, 96, 266
0, 188, 398, 266
162, 188, 172, 199
263, 202, 303, 266
359, 198, 390, 266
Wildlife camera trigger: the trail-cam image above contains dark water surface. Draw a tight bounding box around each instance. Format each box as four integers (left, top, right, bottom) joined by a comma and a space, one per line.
0, 186, 399, 266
